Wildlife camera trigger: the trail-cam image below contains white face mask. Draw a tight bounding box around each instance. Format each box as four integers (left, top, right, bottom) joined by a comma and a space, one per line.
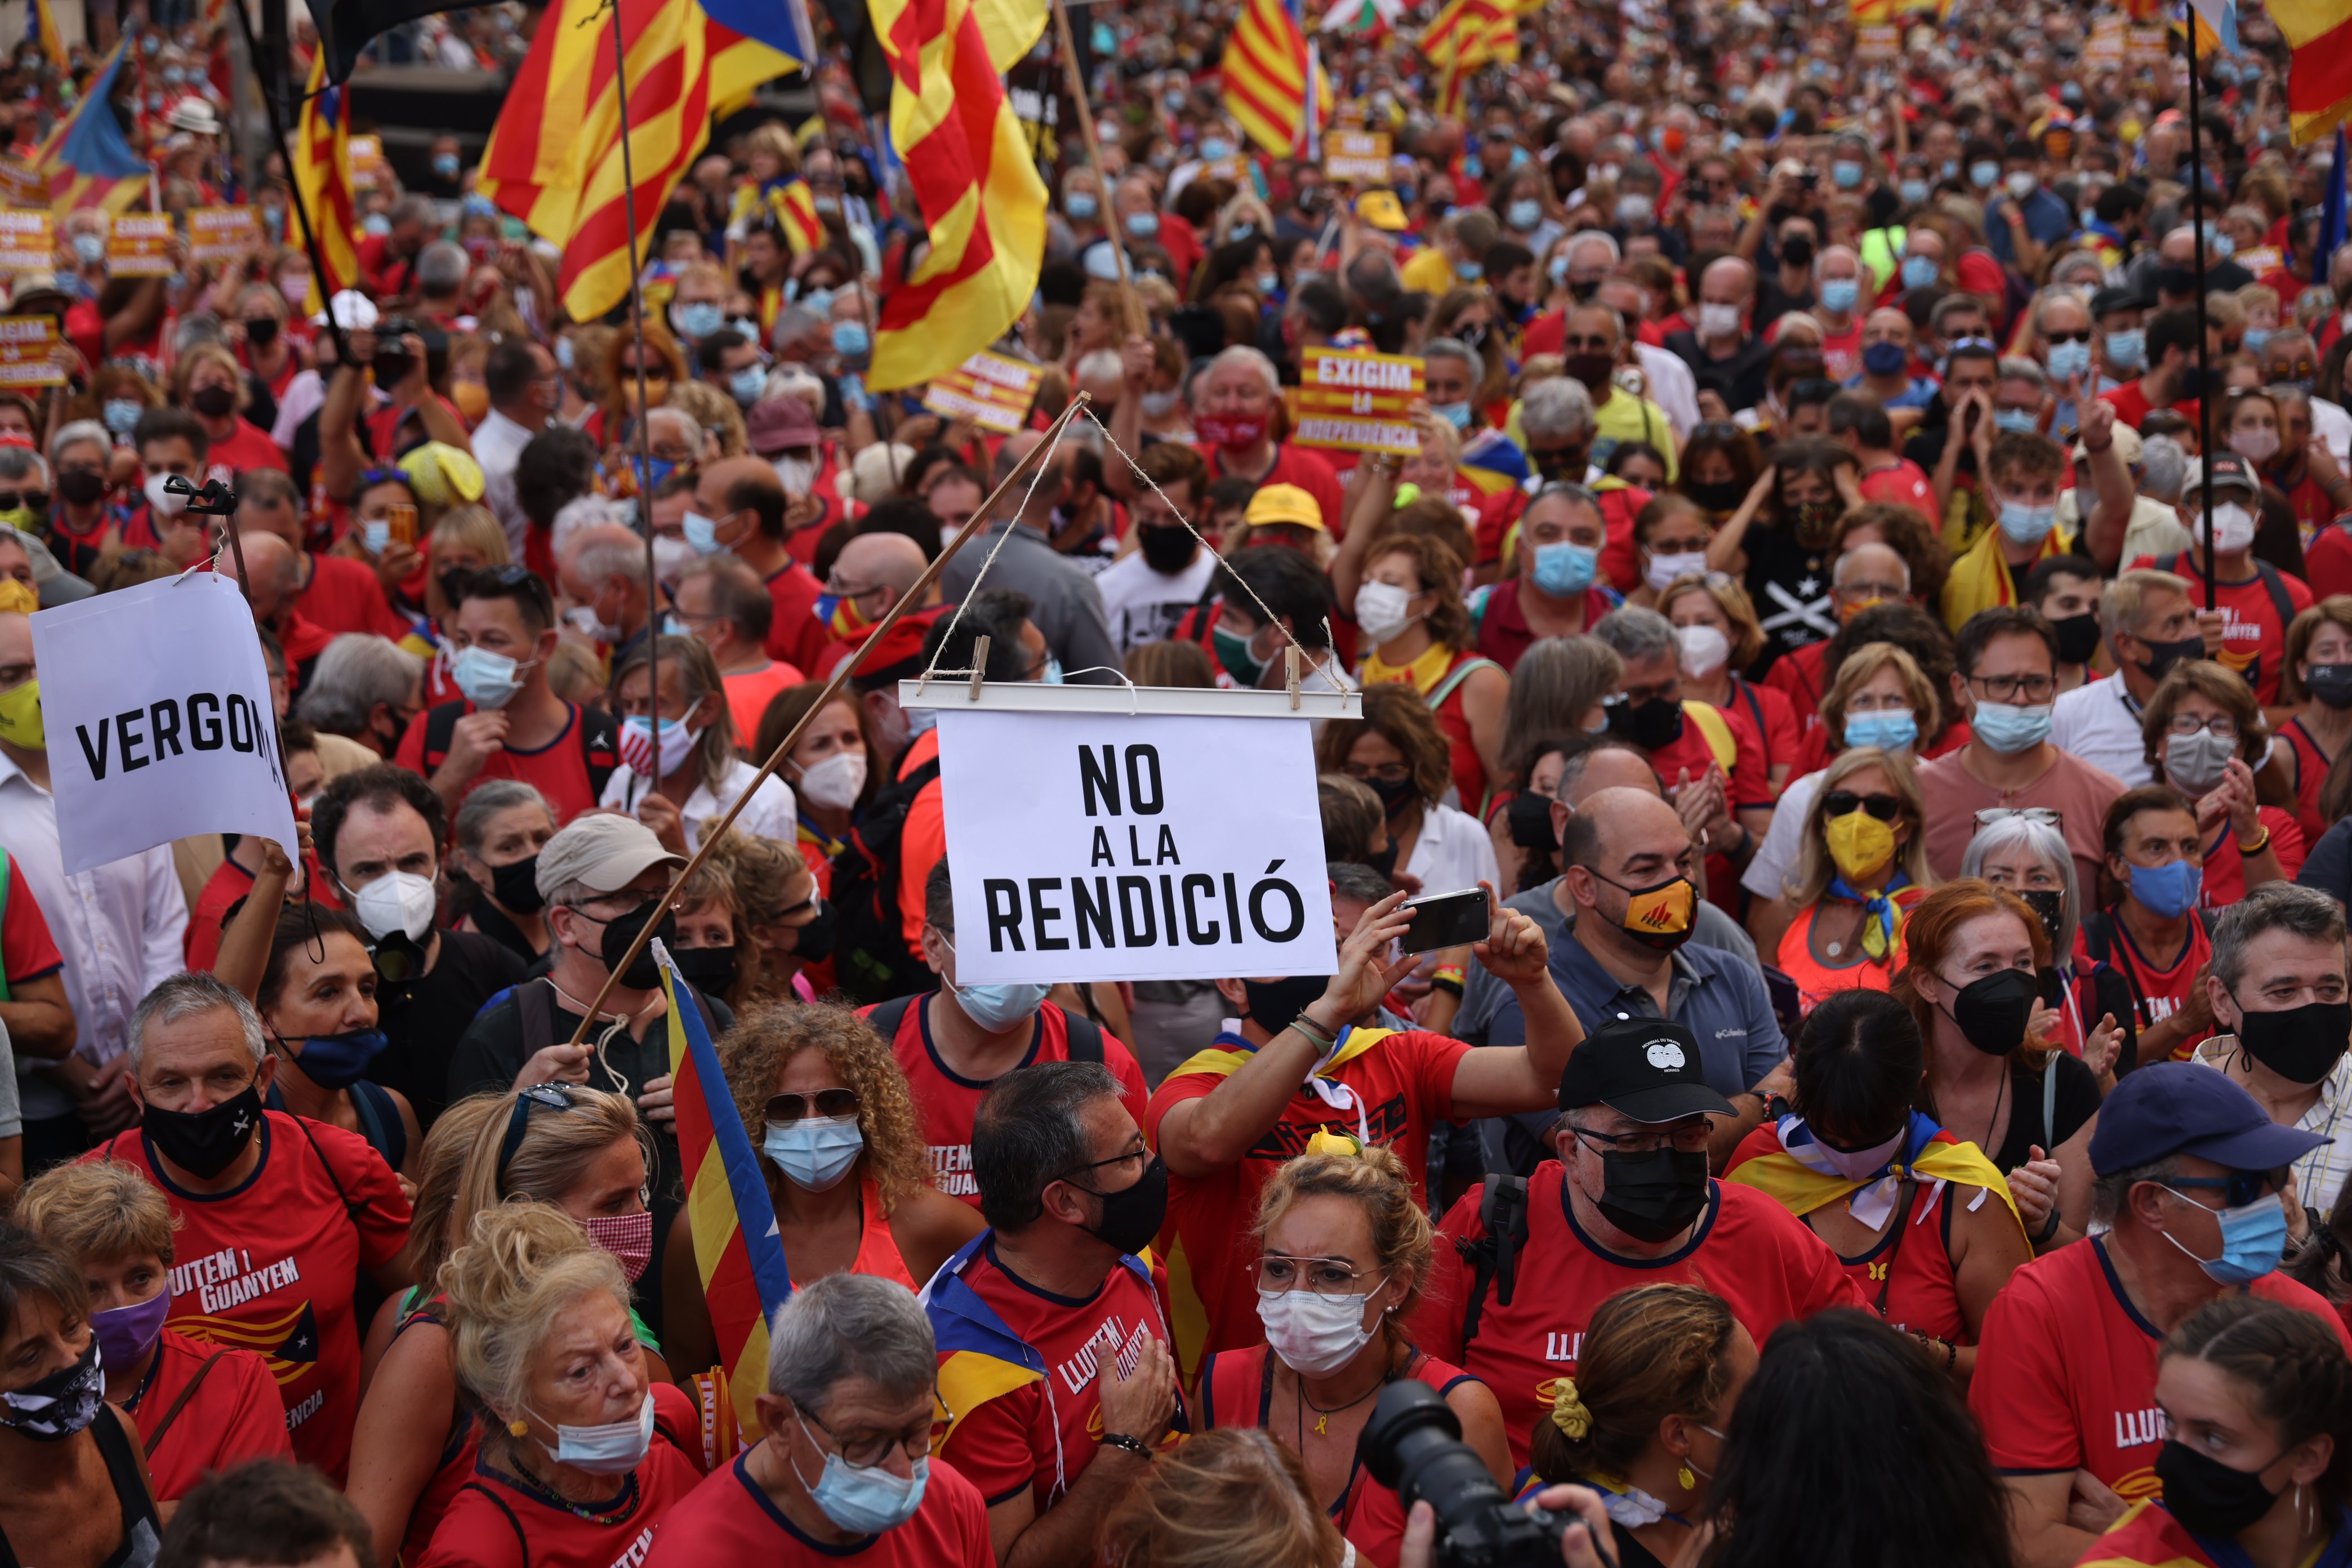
567, 604, 624, 643
1258, 1284, 1382, 1375
1698, 301, 1743, 338
1643, 550, 1708, 594
2201, 499, 2257, 555
620, 715, 703, 780
1674, 623, 1731, 679
763, 1114, 865, 1191
796, 750, 867, 811
1811, 1124, 1907, 1181
777, 455, 816, 495
352, 870, 438, 943
144, 471, 189, 518
539, 1389, 654, 1475
1353, 580, 1419, 646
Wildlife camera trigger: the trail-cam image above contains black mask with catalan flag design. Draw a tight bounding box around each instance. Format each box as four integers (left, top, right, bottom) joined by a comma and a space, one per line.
1593, 871, 1696, 952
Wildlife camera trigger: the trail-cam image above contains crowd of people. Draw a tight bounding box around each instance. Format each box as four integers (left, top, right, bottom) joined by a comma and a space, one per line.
3, 0, 2352, 1565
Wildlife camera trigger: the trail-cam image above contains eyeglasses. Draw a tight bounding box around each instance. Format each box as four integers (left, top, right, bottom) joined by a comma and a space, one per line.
765, 1088, 861, 1123
1966, 671, 2058, 703
2041, 329, 2092, 345
497, 1083, 579, 1195
0, 489, 50, 510
1572, 1121, 1713, 1156
2167, 712, 2240, 740
2164, 1169, 2288, 1209
1823, 790, 1903, 821
799, 1394, 951, 1469
1056, 1139, 1150, 1190
1974, 807, 2063, 828
1836, 579, 1908, 603
1249, 1255, 1386, 1299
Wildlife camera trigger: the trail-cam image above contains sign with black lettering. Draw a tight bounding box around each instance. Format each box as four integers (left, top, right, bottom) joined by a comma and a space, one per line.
32, 574, 297, 875
933, 709, 1337, 984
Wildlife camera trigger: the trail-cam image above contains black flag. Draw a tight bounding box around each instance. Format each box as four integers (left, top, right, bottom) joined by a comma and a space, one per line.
315, 0, 476, 86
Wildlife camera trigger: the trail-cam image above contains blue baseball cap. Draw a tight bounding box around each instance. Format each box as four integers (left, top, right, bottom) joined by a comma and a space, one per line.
2087, 1062, 2327, 1177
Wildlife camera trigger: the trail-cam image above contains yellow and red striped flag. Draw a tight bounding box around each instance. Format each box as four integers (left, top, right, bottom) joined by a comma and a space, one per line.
1418, 0, 1521, 70
289, 50, 362, 308
1224, 0, 1328, 155
2277, 0, 2352, 140
479, 0, 812, 323
777, 177, 823, 253
865, 0, 1049, 391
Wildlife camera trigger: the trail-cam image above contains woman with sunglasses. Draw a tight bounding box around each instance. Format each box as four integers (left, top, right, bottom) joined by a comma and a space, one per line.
1778, 748, 1936, 1012
415, 1202, 704, 1568
2141, 660, 2301, 906
1199, 1145, 1508, 1568
1725, 990, 2031, 1385
1891, 881, 2101, 1257
660, 1004, 981, 1382
349, 1086, 669, 1568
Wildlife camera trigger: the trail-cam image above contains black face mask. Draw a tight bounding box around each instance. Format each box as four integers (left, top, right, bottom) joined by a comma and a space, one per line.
2048, 612, 2102, 666
1561, 353, 1615, 395
1682, 478, 1747, 514
790, 897, 838, 963
489, 854, 545, 915
2176, 365, 2207, 401
671, 942, 740, 997
1605, 694, 1685, 751
1137, 524, 1197, 574
1245, 974, 1332, 1035
2155, 265, 2199, 297
2304, 664, 2352, 710
1508, 790, 1558, 852
1534, 444, 1590, 483
1594, 1146, 1712, 1242
2154, 1438, 2282, 1537
1075, 1152, 1169, 1255
244, 315, 279, 349
191, 385, 237, 420
1943, 968, 2040, 1056
1362, 773, 1419, 818
1780, 235, 1816, 269
436, 565, 474, 610
2018, 889, 2066, 954
2232, 995, 2351, 1085
2132, 631, 2207, 683
589, 899, 677, 990
57, 467, 106, 506
142, 1084, 263, 1178
0, 1337, 103, 1442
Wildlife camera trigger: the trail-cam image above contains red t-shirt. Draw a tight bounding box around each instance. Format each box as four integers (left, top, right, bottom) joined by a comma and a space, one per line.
2199, 806, 2306, 906
299, 552, 409, 640
2096, 381, 2200, 435
1857, 457, 1937, 524
1521, 308, 1566, 359
642, 1449, 994, 1568
0, 853, 64, 987
416, 1384, 706, 1568
1412, 1164, 1864, 1469
129, 1326, 292, 1500
894, 729, 946, 954
1146, 1027, 1472, 1382
1471, 580, 1617, 673
2305, 520, 2352, 600
933, 1240, 1177, 1508
1968, 1236, 2351, 1499
202, 420, 290, 488
2103, 912, 2213, 1055
763, 560, 834, 678
871, 992, 1149, 1206
90, 1111, 412, 1482
1193, 442, 1346, 536
2279, 718, 2333, 849
2121, 553, 2314, 704
1716, 677, 1801, 789
395, 701, 608, 826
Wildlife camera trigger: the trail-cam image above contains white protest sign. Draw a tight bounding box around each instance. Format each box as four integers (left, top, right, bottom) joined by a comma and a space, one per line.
929, 700, 1338, 984
32, 573, 297, 876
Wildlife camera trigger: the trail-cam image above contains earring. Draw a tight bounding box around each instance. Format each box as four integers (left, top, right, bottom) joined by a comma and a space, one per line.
509, 1419, 529, 1438
1677, 1463, 1696, 1491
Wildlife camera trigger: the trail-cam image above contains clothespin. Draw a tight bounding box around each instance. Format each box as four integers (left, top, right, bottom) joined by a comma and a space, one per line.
970, 635, 991, 701
1286, 645, 1301, 711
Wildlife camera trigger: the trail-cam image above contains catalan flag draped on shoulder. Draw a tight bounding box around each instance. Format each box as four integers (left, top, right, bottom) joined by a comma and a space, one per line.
2078, 1495, 2352, 1568
1724, 1110, 2026, 1240
864, 0, 1049, 391
34, 37, 148, 216
2279, 0, 2352, 141
479, 0, 812, 323
1224, 0, 1329, 155
291, 50, 362, 309
658, 938, 794, 1453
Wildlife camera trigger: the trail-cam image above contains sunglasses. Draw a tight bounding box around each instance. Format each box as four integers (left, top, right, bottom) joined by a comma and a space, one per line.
2167, 1168, 2288, 1209
497, 1083, 580, 1195
0, 489, 48, 510
2041, 329, 2092, 345
765, 1088, 861, 1124
1823, 790, 1903, 821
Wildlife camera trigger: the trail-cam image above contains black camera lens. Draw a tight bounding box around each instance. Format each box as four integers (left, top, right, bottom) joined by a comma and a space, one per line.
1360, 1382, 1573, 1568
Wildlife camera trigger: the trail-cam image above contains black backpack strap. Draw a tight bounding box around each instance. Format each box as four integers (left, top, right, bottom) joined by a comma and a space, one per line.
2254, 561, 2297, 633
516, 978, 557, 1060
2078, 910, 2115, 967
460, 1481, 532, 1568
141, 1351, 229, 1458
423, 700, 463, 774
1456, 1173, 1529, 1347
576, 705, 620, 802
287, 1112, 363, 1224
1062, 1008, 1104, 1065
866, 992, 919, 1044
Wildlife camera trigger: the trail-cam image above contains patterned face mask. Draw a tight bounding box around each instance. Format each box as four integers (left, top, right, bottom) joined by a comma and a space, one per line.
1, 1336, 103, 1442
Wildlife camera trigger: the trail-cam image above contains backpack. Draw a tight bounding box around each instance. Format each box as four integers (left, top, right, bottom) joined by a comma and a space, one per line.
861, 991, 1106, 1063
420, 701, 619, 805
2155, 553, 2297, 679
2078, 908, 2207, 1067
1453, 1172, 1531, 1346
830, 752, 945, 1005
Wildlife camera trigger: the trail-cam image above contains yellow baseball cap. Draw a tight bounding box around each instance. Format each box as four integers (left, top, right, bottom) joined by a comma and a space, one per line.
1356, 190, 1409, 231
1244, 483, 1326, 532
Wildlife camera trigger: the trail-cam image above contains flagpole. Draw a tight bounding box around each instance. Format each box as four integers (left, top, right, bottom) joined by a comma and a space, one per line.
228, 2, 348, 366
1049, 0, 1144, 335
2187, 23, 2214, 612
605, 0, 661, 763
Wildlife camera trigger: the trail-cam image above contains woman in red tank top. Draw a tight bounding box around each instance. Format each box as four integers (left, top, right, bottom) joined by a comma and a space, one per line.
658, 1004, 982, 1378
2277, 601, 2352, 847
1198, 1146, 1508, 1568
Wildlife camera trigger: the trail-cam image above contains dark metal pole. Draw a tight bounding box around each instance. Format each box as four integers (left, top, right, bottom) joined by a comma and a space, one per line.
605, 0, 660, 763
2188, 38, 2215, 612
228, 0, 349, 367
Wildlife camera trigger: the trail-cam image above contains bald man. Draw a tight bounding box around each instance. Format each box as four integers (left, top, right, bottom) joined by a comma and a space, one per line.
806, 531, 951, 683
675, 553, 800, 740
1664, 256, 1774, 413
224, 531, 337, 691
691, 455, 831, 675
938, 431, 1120, 682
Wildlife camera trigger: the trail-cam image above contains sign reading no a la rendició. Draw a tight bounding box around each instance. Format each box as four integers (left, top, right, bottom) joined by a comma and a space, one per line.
933, 707, 1338, 985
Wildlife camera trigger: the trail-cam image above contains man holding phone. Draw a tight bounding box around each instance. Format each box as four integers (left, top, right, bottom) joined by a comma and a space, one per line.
1144, 884, 1584, 1385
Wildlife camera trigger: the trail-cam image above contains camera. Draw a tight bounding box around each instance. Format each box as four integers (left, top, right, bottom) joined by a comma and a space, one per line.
1359, 1382, 1597, 1568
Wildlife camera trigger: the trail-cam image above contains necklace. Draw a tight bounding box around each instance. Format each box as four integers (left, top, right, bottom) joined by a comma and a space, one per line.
498, 1458, 640, 1524
1297, 1365, 1387, 1437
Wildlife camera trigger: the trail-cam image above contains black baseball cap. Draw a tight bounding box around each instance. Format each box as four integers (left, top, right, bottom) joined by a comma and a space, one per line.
2090, 284, 2149, 319
1557, 1018, 1735, 1124
2087, 1062, 2326, 1176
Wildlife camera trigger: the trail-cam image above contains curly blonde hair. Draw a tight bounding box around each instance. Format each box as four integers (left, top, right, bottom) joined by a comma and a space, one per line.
1102, 1428, 1347, 1568
400, 1093, 506, 1285
1253, 1144, 1434, 1346
718, 1002, 931, 1210
439, 1203, 633, 1455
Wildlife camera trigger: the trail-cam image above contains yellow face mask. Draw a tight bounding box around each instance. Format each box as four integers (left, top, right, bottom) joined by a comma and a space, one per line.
1825, 809, 1897, 883
1604, 873, 1695, 951
0, 676, 42, 750
0, 578, 35, 615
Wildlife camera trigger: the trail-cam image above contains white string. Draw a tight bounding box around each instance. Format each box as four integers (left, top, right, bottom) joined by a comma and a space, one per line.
1056, 665, 1140, 715
1081, 406, 1350, 692
917, 411, 1080, 685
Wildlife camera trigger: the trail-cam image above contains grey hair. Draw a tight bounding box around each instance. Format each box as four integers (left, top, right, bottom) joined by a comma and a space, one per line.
2139, 435, 2188, 502
0, 446, 43, 485
1564, 228, 1621, 265
1960, 814, 2078, 963
1326, 861, 1395, 905
391, 194, 439, 230
454, 779, 558, 858
1520, 377, 1597, 443
129, 971, 266, 1073
1423, 336, 1479, 377
767, 1272, 937, 1411
570, 528, 652, 590
2210, 883, 2349, 992
173, 314, 225, 355
1997, 355, 2048, 394
1833, 544, 1911, 592
1591, 604, 1678, 670
2092, 1154, 2182, 1228
417, 240, 469, 294
1201, 345, 1282, 403
293, 634, 424, 737
2098, 568, 2193, 635
50, 419, 108, 466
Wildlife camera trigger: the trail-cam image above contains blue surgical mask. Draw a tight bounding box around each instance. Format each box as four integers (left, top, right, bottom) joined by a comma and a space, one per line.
1968, 160, 1999, 189
1997, 497, 2059, 545
433, 152, 461, 179
2242, 327, 2272, 357
794, 1415, 930, 1533
451, 645, 531, 710
2162, 1190, 2287, 1285
1970, 698, 2054, 755
72, 231, 103, 266
104, 398, 141, 434
363, 518, 392, 555
1462, 154, 1484, 180
681, 510, 730, 555
832, 322, 871, 364
1861, 340, 1909, 377
1041, 656, 1065, 685
1819, 278, 1859, 314
1993, 408, 2039, 435
1201, 137, 1233, 160
1067, 191, 1099, 220
1841, 708, 1918, 752
2106, 328, 2146, 373
1508, 198, 1542, 231
2046, 339, 2093, 382
1433, 400, 1472, 430
1899, 178, 1930, 206
1831, 159, 1864, 190
1530, 540, 1598, 597
363, 212, 393, 237
949, 943, 1050, 1030
1456, 260, 1484, 282
2127, 858, 2203, 920
1901, 255, 1939, 290
730, 366, 767, 407
763, 1115, 865, 1191
1127, 211, 1160, 239
673, 301, 723, 340
556, 337, 576, 372
1228, 223, 1255, 242
1548, 253, 1570, 287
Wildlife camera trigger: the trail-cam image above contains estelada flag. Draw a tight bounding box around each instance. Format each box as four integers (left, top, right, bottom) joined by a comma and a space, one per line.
1724, 1110, 2026, 1241
658, 938, 794, 1450
33, 37, 148, 216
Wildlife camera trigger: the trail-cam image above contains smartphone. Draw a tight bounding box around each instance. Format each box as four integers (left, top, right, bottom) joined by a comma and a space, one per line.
1400, 888, 1490, 955
386, 503, 417, 548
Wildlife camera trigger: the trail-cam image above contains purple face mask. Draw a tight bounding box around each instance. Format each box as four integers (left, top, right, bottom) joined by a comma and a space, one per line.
92, 1288, 171, 1372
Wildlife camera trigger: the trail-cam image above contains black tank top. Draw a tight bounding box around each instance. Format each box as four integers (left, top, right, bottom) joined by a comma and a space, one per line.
0, 1408, 162, 1568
